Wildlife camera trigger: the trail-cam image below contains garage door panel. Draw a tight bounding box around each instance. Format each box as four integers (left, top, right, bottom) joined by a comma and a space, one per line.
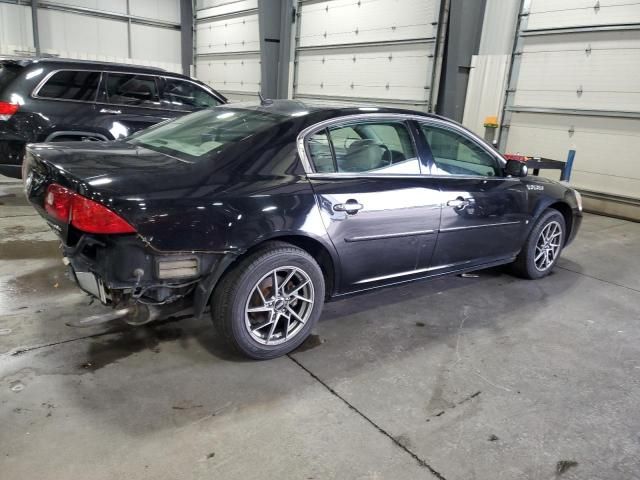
195, 0, 261, 98
197, 0, 257, 19
196, 54, 261, 94
45, 0, 127, 15
196, 13, 260, 54
0, 3, 34, 52
298, 0, 439, 48
38, 9, 129, 58
527, 0, 640, 30
515, 30, 640, 111
515, 90, 640, 112
295, 44, 432, 102
294, 0, 441, 110
506, 112, 640, 199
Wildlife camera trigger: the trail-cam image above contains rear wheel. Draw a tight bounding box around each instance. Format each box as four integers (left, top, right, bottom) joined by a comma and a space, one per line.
511, 209, 566, 279
211, 243, 325, 359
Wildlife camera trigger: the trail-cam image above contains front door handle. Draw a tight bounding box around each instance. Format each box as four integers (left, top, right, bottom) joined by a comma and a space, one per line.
447, 198, 471, 208
333, 199, 363, 215
99, 108, 122, 115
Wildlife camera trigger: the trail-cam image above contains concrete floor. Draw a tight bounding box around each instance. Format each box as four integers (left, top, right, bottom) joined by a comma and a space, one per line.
1, 177, 639, 480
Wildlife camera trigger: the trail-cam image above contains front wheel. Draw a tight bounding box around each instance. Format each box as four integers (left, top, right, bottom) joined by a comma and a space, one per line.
511, 209, 566, 279
211, 243, 325, 359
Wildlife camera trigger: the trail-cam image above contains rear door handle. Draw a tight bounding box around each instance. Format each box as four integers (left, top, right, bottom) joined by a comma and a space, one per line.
99, 108, 122, 115
333, 199, 363, 215
447, 198, 470, 208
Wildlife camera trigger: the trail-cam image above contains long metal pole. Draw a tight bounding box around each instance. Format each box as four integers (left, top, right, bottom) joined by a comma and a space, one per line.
31, 0, 41, 56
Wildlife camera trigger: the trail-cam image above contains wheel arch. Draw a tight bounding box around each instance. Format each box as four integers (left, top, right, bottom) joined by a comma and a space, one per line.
194, 232, 340, 319
241, 232, 339, 299
533, 200, 573, 245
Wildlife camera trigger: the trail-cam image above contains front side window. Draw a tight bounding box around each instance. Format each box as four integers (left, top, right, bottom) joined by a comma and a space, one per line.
104, 73, 160, 107
37, 70, 100, 102
160, 78, 221, 110
420, 124, 500, 177
307, 120, 419, 174
127, 108, 281, 160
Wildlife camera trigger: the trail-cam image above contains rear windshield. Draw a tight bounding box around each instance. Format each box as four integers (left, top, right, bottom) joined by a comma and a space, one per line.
127, 108, 282, 160
0, 63, 23, 91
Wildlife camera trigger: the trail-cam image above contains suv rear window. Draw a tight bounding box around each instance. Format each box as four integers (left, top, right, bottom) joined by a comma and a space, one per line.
0, 63, 24, 91
37, 70, 101, 101
127, 108, 281, 160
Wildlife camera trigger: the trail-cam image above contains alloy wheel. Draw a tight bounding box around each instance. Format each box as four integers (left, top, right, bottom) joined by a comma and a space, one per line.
244, 266, 315, 345
534, 220, 562, 271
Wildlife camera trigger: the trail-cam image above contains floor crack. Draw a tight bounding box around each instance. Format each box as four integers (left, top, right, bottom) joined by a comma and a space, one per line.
287, 353, 448, 480
557, 265, 640, 294
2, 314, 193, 358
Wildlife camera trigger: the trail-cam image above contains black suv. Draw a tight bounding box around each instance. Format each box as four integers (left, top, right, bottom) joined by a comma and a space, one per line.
0, 57, 226, 178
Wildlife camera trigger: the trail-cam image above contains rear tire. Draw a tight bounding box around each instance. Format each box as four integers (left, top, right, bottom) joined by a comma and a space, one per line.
511, 209, 566, 279
211, 242, 325, 360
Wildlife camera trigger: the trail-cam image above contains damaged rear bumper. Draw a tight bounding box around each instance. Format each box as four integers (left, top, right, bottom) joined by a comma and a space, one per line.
64, 233, 235, 319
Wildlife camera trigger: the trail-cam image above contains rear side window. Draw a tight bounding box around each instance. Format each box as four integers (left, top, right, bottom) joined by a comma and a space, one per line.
104, 73, 160, 107
307, 121, 420, 174
37, 70, 100, 101
0, 63, 23, 91
160, 78, 221, 110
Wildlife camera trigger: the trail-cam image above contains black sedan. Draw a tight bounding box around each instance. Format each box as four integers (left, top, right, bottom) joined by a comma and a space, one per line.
23, 100, 582, 359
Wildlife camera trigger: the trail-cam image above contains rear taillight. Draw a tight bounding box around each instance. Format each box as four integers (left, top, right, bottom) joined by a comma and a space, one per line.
45, 184, 73, 222
0, 101, 19, 121
45, 183, 136, 234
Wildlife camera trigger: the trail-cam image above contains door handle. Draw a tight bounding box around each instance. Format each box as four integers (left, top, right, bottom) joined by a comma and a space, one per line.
99, 108, 122, 115
333, 199, 363, 215
447, 198, 471, 208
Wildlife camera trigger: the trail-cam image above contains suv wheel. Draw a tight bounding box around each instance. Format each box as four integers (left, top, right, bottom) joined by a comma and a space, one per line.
511, 209, 566, 279
211, 242, 325, 359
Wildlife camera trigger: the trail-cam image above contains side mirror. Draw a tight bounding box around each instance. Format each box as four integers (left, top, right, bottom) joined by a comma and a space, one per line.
505, 159, 528, 177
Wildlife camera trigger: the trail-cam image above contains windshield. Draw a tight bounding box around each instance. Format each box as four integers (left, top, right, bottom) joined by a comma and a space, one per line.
127, 108, 283, 160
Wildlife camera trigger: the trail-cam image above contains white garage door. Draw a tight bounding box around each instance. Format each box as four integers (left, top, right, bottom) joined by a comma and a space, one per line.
502, 0, 640, 201
292, 0, 443, 111
195, 0, 261, 102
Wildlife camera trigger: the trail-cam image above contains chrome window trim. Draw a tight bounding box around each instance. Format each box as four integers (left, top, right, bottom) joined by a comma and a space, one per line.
31, 68, 223, 111
296, 113, 506, 177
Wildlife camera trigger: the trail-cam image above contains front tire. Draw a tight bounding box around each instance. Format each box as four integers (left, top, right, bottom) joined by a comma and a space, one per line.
511, 209, 566, 279
211, 242, 325, 360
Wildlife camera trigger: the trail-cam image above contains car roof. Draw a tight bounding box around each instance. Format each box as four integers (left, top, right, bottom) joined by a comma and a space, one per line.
1, 56, 168, 75
226, 99, 440, 121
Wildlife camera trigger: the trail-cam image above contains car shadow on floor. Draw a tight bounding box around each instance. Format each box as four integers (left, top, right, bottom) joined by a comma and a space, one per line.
41, 264, 575, 436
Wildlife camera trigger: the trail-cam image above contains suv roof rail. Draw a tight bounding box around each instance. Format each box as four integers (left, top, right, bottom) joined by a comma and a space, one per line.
1, 56, 168, 73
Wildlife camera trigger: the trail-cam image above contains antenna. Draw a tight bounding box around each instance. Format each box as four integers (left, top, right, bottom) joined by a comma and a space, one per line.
258, 91, 273, 106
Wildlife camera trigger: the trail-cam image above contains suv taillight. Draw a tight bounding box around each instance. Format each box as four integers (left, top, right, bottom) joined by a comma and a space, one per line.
0, 101, 19, 121
45, 183, 136, 234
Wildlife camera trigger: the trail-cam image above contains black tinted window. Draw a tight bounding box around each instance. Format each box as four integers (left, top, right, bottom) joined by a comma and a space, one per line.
421, 124, 499, 177
160, 78, 221, 110
105, 73, 160, 107
37, 70, 100, 101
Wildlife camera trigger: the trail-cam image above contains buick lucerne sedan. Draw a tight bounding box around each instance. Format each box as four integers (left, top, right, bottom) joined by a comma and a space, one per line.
23, 100, 582, 359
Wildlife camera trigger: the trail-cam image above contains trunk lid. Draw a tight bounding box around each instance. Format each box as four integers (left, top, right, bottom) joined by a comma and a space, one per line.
23, 141, 197, 244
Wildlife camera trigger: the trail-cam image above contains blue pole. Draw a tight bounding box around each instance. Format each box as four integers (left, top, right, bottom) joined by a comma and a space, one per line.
562, 149, 576, 182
